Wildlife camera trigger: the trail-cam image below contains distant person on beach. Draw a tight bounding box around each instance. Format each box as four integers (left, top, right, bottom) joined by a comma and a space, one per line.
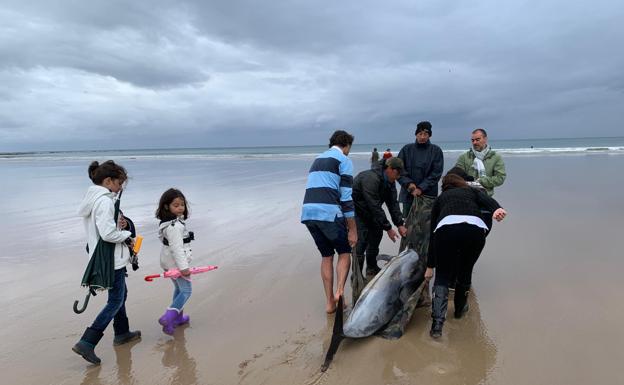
424, 173, 507, 339
352, 157, 407, 276
371, 148, 380, 167
382, 148, 393, 159
454, 128, 506, 197
156, 188, 195, 335
73, 160, 141, 365
301, 130, 357, 313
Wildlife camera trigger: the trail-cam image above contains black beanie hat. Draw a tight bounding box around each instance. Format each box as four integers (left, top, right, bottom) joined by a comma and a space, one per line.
415, 121, 432, 136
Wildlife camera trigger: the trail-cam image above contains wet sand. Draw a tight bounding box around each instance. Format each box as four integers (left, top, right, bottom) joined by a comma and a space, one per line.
1, 153, 623, 385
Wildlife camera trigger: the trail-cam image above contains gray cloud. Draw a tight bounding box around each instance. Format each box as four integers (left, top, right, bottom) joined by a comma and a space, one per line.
1, 0, 623, 151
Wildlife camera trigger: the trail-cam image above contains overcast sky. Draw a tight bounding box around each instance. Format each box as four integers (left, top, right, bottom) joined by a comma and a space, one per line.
1, 0, 623, 151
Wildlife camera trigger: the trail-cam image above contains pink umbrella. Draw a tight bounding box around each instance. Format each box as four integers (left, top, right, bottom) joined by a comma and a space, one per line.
144, 265, 218, 282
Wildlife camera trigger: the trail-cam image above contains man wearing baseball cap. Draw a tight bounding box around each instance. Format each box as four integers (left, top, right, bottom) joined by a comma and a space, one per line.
352, 157, 408, 279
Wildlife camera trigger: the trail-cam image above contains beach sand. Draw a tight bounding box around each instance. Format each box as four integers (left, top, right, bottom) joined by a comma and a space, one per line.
1, 152, 623, 385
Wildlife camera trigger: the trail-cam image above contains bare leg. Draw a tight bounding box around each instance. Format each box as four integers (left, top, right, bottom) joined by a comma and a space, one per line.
321, 256, 336, 313
334, 253, 351, 304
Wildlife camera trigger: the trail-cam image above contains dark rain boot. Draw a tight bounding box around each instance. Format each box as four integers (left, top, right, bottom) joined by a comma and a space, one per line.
72, 327, 104, 364
113, 310, 142, 345
454, 284, 471, 319
430, 285, 449, 339
365, 266, 381, 277
113, 330, 142, 346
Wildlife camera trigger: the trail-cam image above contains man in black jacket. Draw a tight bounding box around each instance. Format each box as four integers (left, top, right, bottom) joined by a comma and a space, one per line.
397, 121, 444, 217
352, 157, 408, 276
395, 122, 444, 305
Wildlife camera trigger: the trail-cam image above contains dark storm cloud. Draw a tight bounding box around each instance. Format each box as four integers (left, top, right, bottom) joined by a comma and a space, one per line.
1, 0, 623, 151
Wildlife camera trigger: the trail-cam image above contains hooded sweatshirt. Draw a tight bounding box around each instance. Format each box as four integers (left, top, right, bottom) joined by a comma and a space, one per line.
77, 185, 132, 270
159, 218, 193, 271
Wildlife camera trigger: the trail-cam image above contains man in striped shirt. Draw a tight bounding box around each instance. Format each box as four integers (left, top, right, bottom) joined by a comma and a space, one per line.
301, 130, 358, 314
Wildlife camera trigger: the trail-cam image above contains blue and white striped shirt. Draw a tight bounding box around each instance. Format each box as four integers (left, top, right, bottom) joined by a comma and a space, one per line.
301, 146, 355, 222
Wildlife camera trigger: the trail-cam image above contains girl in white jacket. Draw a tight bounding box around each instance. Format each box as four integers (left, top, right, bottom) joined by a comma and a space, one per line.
156, 188, 194, 335
72, 161, 141, 365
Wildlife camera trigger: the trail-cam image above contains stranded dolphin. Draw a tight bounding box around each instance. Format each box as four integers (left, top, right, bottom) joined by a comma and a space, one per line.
320, 249, 426, 371
344, 248, 426, 337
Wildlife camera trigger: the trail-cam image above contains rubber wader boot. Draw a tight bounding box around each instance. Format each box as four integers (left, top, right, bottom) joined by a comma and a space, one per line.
72, 327, 104, 364
430, 285, 449, 339
454, 284, 470, 319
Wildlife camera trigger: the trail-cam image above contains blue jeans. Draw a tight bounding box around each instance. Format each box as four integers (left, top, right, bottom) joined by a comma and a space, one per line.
90, 268, 130, 336
170, 276, 192, 310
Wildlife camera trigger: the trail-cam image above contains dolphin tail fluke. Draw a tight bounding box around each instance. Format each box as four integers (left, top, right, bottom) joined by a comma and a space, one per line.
320, 296, 344, 372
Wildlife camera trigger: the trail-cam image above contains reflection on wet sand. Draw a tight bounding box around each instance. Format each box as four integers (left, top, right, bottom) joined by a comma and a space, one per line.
80, 364, 103, 385
114, 337, 141, 385
159, 328, 198, 385
78, 336, 141, 385
379, 290, 497, 384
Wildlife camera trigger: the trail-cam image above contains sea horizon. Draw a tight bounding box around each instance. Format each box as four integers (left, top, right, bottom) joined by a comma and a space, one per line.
2, 135, 624, 160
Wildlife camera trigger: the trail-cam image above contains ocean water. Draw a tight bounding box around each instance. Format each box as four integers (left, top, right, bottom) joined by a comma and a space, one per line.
2, 136, 624, 161
1, 136, 623, 266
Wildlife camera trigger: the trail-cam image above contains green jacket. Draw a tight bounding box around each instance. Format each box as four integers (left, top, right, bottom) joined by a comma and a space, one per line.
455, 149, 506, 196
